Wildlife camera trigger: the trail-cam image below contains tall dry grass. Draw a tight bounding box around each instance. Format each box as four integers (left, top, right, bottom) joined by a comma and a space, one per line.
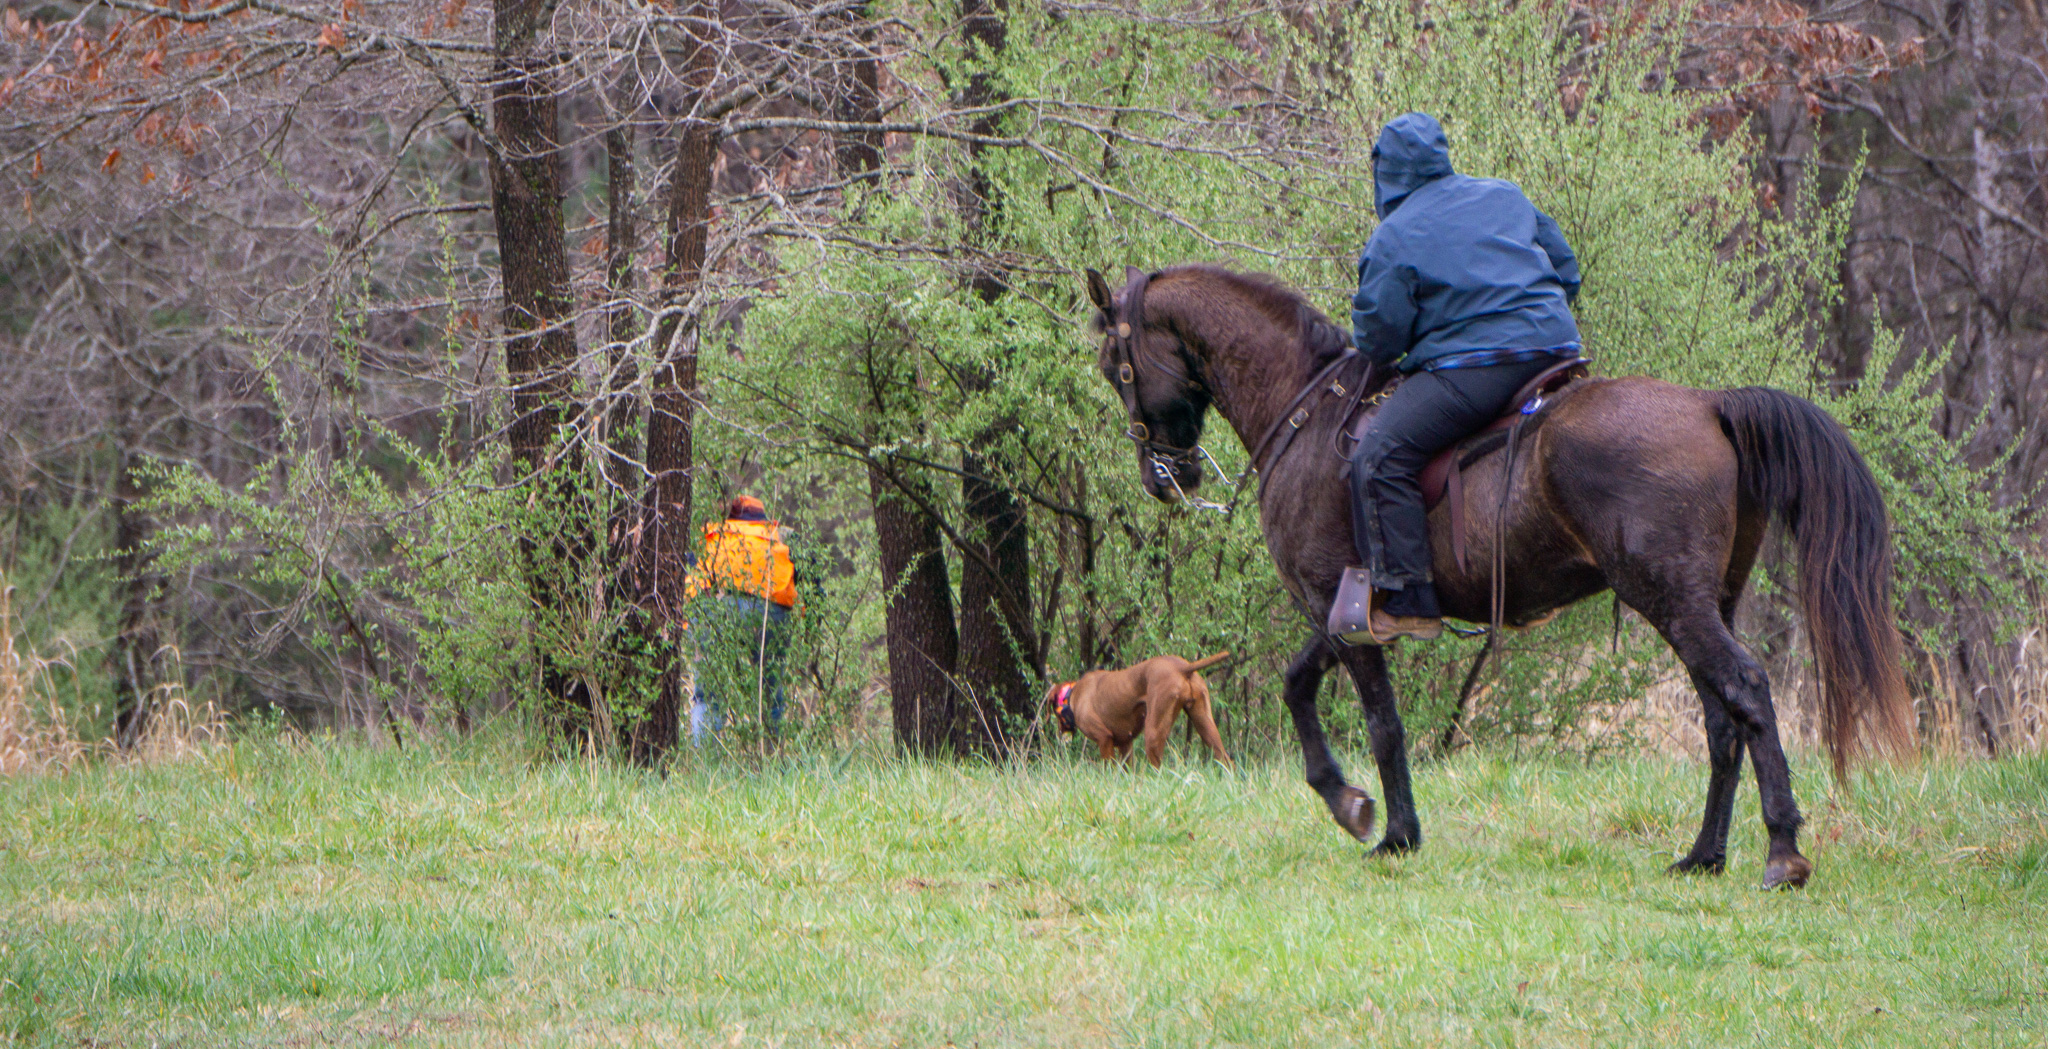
2003, 613, 2048, 753
1595, 595, 2048, 762
1894, 595, 2048, 758
125, 674, 228, 764
0, 581, 223, 775
0, 583, 86, 773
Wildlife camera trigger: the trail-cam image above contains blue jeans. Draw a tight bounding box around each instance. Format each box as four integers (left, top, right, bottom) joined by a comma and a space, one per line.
688, 595, 792, 744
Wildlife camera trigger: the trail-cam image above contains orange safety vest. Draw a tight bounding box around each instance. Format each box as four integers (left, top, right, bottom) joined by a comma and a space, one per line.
686, 518, 797, 608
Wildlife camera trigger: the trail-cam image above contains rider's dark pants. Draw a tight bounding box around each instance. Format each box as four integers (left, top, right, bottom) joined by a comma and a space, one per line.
1348, 358, 1555, 618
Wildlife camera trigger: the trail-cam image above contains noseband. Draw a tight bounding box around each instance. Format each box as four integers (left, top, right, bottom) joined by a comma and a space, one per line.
1106, 272, 1231, 509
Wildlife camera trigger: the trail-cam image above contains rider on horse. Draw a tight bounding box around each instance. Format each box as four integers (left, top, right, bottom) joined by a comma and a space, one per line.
1333, 112, 1583, 645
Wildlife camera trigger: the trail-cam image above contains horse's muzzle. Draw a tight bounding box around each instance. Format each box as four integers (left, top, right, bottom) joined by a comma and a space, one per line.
1143, 454, 1203, 504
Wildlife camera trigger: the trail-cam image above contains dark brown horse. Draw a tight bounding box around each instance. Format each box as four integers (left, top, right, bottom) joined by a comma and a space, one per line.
1084, 264, 1911, 889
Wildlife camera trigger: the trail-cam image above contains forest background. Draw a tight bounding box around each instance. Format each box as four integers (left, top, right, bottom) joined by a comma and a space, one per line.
1, 0, 2043, 765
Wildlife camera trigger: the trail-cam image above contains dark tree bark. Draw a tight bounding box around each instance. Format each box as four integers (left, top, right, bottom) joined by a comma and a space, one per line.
832, 3, 884, 182
602, 111, 642, 516
488, 0, 595, 733
76, 264, 174, 748
869, 461, 963, 756
958, 0, 1009, 306
832, 18, 968, 755
953, 0, 1037, 754
602, 88, 671, 759
958, 448, 1034, 751
626, 3, 718, 761
110, 441, 165, 747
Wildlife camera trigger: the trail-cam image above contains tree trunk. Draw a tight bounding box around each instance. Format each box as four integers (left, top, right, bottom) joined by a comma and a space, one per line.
953, 0, 1036, 754
626, 2, 718, 762
831, 25, 967, 756
88, 262, 170, 747
602, 110, 642, 522
488, 0, 595, 735
110, 445, 165, 747
869, 460, 962, 756
958, 450, 1034, 752
832, 3, 883, 184
602, 90, 671, 759
1959, 0, 2015, 750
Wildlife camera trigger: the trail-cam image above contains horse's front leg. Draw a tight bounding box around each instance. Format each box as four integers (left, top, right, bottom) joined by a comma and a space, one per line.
1336, 644, 1421, 853
1281, 638, 1376, 844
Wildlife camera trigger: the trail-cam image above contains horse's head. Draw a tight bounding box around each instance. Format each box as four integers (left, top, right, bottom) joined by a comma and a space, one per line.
1085, 266, 1215, 504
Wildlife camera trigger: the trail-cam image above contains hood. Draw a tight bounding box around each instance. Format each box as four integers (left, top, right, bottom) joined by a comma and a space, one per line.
1372, 112, 1455, 219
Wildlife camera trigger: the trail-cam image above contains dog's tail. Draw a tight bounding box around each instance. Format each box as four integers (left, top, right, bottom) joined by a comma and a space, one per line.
1184, 651, 1231, 673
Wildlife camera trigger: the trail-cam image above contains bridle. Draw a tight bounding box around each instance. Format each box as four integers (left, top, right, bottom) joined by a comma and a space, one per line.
1107, 269, 1386, 515
1104, 270, 1233, 511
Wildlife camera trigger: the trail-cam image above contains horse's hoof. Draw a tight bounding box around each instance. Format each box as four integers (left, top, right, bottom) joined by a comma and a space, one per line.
1369, 836, 1416, 857
1760, 855, 1812, 890
1333, 786, 1375, 844
1666, 855, 1726, 876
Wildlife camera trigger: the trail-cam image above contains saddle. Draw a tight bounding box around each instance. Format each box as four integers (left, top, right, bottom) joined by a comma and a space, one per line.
1349, 356, 1590, 575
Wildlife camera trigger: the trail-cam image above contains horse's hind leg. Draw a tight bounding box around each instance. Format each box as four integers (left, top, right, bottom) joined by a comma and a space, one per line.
1336, 643, 1420, 853
1670, 509, 1770, 876
1281, 639, 1376, 844
1637, 601, 1810, 888
1672, 547, 1767, 875
1670, 687, 1743, 874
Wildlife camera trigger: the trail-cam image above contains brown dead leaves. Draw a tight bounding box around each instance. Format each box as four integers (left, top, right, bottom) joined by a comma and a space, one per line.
1561, 0, 1926, 138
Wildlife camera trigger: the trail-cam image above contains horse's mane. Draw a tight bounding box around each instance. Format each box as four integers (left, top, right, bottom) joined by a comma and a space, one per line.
1163, 264, 1354, 368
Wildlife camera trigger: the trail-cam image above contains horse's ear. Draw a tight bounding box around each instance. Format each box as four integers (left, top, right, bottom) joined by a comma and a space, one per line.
1123, 264, 1145, 286
1085, 268, 1114, 313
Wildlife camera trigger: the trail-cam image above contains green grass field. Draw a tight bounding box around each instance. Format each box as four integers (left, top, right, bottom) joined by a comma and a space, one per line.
1, 737, 2043, 1047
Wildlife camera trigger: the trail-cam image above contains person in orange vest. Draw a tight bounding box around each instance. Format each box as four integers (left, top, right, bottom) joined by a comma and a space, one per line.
684, 495, 799, 743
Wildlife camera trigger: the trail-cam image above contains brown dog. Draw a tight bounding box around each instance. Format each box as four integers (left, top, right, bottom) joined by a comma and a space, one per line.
1047, 652, 1233, 767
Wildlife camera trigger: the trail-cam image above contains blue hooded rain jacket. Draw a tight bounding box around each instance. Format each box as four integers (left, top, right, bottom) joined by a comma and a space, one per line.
1351, 113, 1581, 373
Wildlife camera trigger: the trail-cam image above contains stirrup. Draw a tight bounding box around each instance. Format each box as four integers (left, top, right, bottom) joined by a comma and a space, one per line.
1327, 567, 1380, 645
1327, 567, 1443, 645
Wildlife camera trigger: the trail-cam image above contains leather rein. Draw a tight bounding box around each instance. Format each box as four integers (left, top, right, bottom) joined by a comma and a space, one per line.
1245, 348, 1377, 486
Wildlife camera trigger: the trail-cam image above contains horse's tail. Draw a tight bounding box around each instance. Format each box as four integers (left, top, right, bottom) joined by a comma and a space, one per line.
1184, 651, 1232, 673
1716, 387, 1913, 782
